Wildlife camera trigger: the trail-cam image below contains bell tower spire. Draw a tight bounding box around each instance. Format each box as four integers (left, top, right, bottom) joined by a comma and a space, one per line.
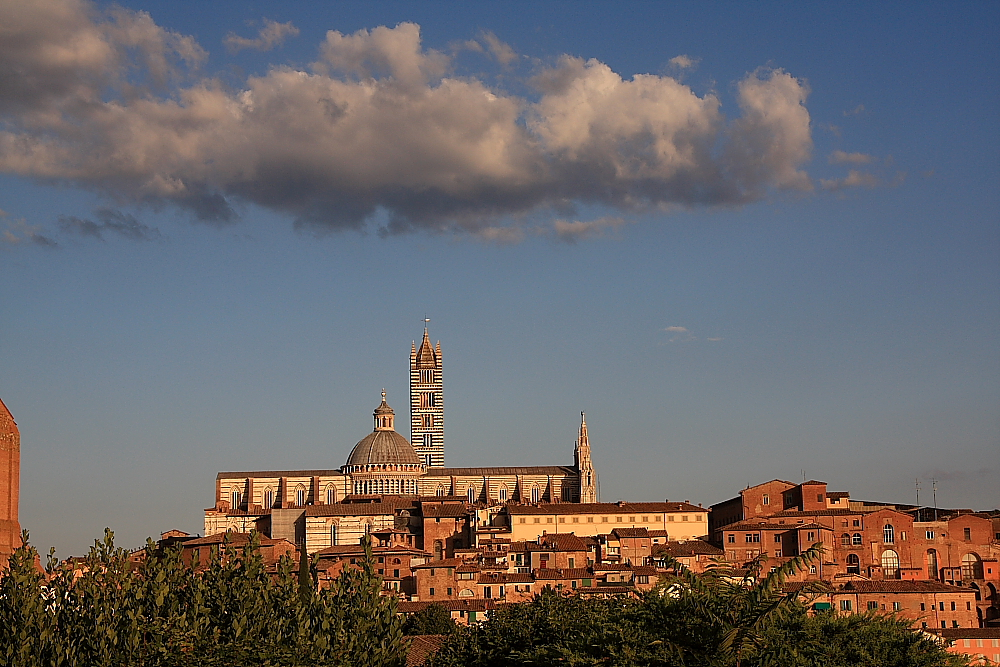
410, 320, 444, 467
576, 411, 596, 503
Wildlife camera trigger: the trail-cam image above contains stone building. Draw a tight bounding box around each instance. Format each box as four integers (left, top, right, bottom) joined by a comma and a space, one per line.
206, 328, 599, 555
0, 397, 20, 569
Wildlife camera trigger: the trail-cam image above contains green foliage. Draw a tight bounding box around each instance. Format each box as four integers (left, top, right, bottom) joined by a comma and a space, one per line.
0, 530, 407, 667
401, 603, 458, 636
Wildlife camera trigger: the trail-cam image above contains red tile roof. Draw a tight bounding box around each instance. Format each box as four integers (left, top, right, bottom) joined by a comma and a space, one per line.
612, 527, 650, 538
651, 540, 724, 557
405, 635, 448, 667
836, 580, 971, 594
508, 502, 704, 515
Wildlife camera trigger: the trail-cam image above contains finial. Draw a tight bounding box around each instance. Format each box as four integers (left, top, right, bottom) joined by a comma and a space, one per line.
381, 388, 386, 402
581, 411, 586, 423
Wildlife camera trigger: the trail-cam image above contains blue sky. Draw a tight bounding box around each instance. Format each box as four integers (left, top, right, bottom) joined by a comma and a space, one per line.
0, 1, 997, 556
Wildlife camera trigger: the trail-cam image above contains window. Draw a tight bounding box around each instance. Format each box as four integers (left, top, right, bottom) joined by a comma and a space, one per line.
881, 550, 900, 578
423, 433, 433, 449
840, 600, 852, 611
852, 533, 862, 546
499, 486, 508, 503
763, 494, 770, 505
263, 488, 274, 508
853, 519, 861, 527
330, 524, 337, 546
964, 527, 972, 541
447, 587, 452, 596
682, 515, 689, 522
467, 486, 476, 503
295, 485, 306, 506
926, 530, 935, 539
867, 601, 878, 611
961, 553, 983, 580
841, 533, 851, 546
892, 602, 901, 611
939, 602, 945, 611
809, 565, 816, 575
419, 392, 435, 408
807, 531, 815, 541
847, 553, 860, 574
774, 535, 782, 543
420, 369, 434, 384
950, 601, 956, 611
531, 486, 540, 503
429, 588, 435, 597
817, 493, 824, 502
727, 534, 735, 544
920, 603, 925, 611
572, 517, 578, 523
230, 489, 242, 509
883, 524, 895, 544
927, 550, 938, 579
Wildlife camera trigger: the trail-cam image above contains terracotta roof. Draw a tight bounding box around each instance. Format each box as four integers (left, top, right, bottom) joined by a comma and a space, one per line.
632, 566, 658, 576
432, 466, 576, 476
414, 328, 438, 369
306, 501, 415, 517
648, 530, 670, 537
827, 491, 850, 499
801, 480, 827, 486
770, 508, 862, 517
315, 545, 428, 558
836, 580, 970, 594
478, 572, 534, 584
652, 540, 724, 557
217, 470, 345, 479
399, 599, 498, 613
509, 502, 704, 515
535, 568, 592, 580
723, 521, 829, 531
411, 558, 465, 569
613, 527, 650, 538
576, 586, 635, 595
405, 635, 448, 667
455, 564, 480, 573
422, 504, 471, 518
593, 563, 635, 571
931, 628, 1000, 639
538, 533, 590, 551
182, 532, 292, 548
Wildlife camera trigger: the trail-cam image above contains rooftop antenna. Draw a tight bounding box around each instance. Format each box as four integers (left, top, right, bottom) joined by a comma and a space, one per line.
915, 478, 920, 507
422, 316, 430, 330
932, 479, 938, 521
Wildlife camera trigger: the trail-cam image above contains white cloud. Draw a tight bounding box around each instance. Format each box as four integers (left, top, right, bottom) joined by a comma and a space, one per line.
0, 1, 819, 237
819, 169, 881, 191
668, 54, 699, 69
553, 216, 627, 243
480, 31, 516, 65
829, 150, 874, 165
663, 325, 696, 343
224, 18, 299, 53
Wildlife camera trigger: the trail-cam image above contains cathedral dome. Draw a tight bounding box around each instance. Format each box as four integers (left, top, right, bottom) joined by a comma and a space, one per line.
347, 430, 420, 466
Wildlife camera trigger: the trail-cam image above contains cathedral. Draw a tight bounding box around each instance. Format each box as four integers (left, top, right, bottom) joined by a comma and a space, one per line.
206, 326, 598, 547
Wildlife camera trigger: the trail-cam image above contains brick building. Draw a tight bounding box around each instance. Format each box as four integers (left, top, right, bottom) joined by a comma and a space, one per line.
0, 397, 20, 569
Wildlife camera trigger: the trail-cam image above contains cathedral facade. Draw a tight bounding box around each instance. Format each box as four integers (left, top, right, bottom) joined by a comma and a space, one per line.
206, 327, 598, 549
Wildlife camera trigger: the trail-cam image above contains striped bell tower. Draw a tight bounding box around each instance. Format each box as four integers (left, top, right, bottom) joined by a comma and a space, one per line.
410, 323, 444, 467
575, 412, 597, 503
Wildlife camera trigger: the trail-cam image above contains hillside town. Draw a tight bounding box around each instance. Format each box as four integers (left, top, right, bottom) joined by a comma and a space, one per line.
2, 329, 999, 664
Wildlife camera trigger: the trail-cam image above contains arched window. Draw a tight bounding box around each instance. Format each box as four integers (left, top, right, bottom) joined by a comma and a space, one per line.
330, 523, 337, 547
883, 524, 895, 544
846, 553, 860, 574
436, 485, 446, 497
852, 533, 862, 546
263, 487, 274, 509
927, 550, 939, 579
296, 485, 306, 506
499, 485, 508, 503
230, 489, 242, 510
881, 550, 900, 579
961, 553, 984, 580
467, 486, 476, 504
326, 486, 336, 505
841, 533, 851, 546
531, 485, 540, 503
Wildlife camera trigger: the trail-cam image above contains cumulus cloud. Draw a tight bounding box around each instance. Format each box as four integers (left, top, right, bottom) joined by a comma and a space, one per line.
481, 31, 517, 65
819, 169, 881, 191
829, 150, 874, 165
1, 218, 57, 247
224, 18, 299, 53
668, 54, 698, 69
553, 216, 627, 243
0, 0, 818, 238
58, 207, 162, 241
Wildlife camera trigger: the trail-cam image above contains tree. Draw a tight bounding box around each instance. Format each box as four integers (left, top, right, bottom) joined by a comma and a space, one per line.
402, 603, 458, 636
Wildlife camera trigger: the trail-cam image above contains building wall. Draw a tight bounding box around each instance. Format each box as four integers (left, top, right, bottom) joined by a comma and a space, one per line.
506, 505, 708, 542
0, 398, 20, 568
829, 589, 979, 629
